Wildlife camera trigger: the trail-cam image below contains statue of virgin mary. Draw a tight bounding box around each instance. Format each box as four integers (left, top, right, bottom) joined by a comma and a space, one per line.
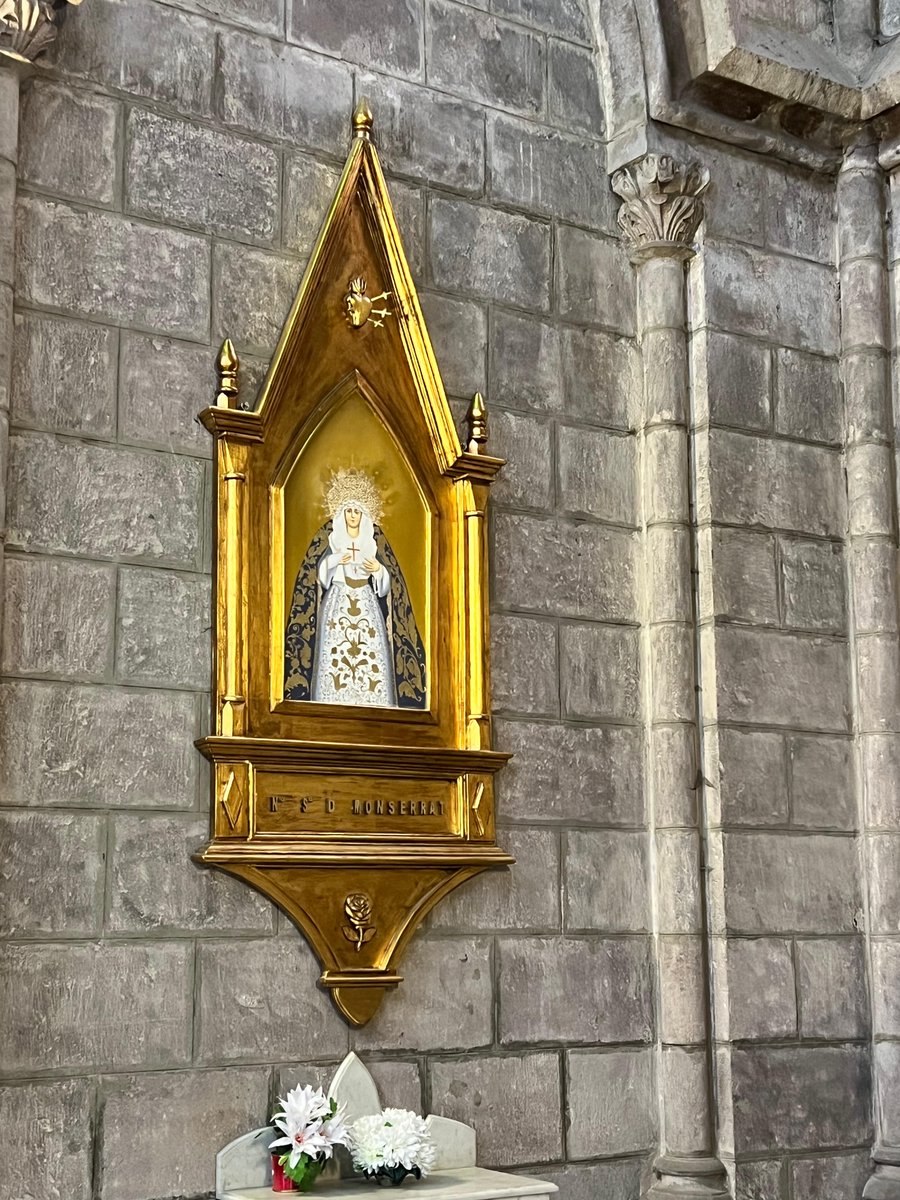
283, 470, 427, 709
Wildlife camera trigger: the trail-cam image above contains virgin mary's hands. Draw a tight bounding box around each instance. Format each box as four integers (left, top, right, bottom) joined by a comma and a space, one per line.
363, 556, 379, 573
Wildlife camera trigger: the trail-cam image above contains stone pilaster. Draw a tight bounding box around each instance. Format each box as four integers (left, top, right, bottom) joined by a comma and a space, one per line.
612, 155, 729, 1200
853, 140, 900, 1200
0, 0, 84, 676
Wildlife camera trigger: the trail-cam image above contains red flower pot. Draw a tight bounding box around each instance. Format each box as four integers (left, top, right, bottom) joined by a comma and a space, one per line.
272, 1155, 298, 1192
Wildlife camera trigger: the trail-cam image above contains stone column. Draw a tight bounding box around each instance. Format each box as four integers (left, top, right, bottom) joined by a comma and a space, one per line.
851, 139, 900, 1200
612, 156, 729, 1199
0, 1, 84, 665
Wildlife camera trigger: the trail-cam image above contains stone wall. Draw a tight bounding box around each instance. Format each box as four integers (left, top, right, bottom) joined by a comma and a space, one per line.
1, 0, 898, 1198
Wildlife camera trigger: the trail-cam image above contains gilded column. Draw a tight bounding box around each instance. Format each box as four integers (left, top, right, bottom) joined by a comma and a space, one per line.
612, 155, 729, 1199
849, 139, 900, 1200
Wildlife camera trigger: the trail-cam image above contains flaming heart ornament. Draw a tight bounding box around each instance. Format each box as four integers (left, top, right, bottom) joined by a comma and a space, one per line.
344, 277, 393, 329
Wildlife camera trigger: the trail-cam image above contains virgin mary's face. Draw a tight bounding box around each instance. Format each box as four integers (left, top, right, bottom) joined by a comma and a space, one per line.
344, 505, 362, 534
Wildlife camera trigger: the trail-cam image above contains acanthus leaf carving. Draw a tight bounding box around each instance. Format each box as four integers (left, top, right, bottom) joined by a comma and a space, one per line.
0, 0, 83, 64
611, 153, 710, 256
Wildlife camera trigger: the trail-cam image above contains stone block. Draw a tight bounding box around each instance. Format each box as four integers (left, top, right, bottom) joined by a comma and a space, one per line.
844, 351, 891, 443
495, 720, 643, 825
873, 939, 900, 1035
126, 108, 279, 243
530, 1160, 643, 1200
490, 409, 552, 509
726, 937, 796, 1039
492, 0, 590, 38
774, 349, 841, 444
875, 1042, 900, 1145
557, 426, 636, 525
548, 39, 604, 135
282, 154, 340, 258
658, 935, 706, 1044
649, 625, 694, 723
493, 512, 637, 621
866, 733, 900, 827
791, 1153, 870, 1200
559, 623, 640, 722
16, 197, 210, 340
780, 538, 845, 632
290, 0, 421, 76
694, 142, 764, 248
213, 242, 298, 357
567, 1049, 655, 1158
850, 541, 898, 635
432, 826, 559, 931
108, 814, 274, 934
2, 557, 114, 680
848, 443, 895, 537
653, 724, 696, 828
718, 729, 789, 827
115, 566, 210, 690
490, 310, 562, 413
491, 117, 610, 231
366, 1061, 422, 1112
430, 1053, 562, 1166
556, 226, 635, 335
1, 942, 192, 1073
703, 241, 839, 354
710, 528, 778, 625
418, 293, 486, 400
857, 634, 900, 732
167, 0, 283, 33
714, 627, 850, 732
788, 735, 855, 830
723, 832, 859, 934
870, 834, 900, 933
427, 0, 544, 115
6, 434, 204, 569
430, 198, 550, 310
841, 258, 887, 350
709, 430, 845, 537
490, 614, 558, 716
12, 313, 117, 439
119, 332, 214, 457
565, 830, 648, 932
765, 168, 835, 264
656, 831, 701, 933
357, 73, 484, 193
101, 1070, 269, 1200
796, 937, 867, 1038
19, 80, 119, 206
730, 1045, 870, 1152
0, 811, 105, 937
705, 332, 771, 431
217, 31, 351, 152
198, 939, 348, 1062
560, 328, 638, 429
0, 680, 200, 809
734, 1160, 783, 1200
52, 0, 214, 117
354, 938, 492, 1052
0, 1079, 93, 1200
498, 936, 652, 1045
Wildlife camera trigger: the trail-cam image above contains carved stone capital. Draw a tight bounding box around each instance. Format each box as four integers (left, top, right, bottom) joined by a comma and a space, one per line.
0, 0, 82, 65
611, 153, 710, 261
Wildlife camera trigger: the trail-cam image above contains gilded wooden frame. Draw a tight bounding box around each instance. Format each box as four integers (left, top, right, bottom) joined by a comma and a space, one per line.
194, 101, 512, 1025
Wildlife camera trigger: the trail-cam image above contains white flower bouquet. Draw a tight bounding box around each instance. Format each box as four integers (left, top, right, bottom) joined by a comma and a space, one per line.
348, 1108, 437, 1187
267, 1084, 350, 1192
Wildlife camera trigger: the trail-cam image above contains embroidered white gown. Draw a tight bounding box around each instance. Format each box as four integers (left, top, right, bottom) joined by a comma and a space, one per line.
310, 513, 396, 708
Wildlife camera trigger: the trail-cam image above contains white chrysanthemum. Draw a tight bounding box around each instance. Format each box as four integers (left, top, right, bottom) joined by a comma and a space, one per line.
349, 1109, 436, 1176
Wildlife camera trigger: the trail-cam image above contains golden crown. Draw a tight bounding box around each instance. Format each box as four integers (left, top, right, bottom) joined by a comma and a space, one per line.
324, 468, 383, 523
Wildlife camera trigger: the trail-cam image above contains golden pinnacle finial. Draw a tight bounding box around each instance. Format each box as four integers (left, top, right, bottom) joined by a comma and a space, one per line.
466, 392, 488, 454
352, 97, 374, 141
215, 338, 240, 408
